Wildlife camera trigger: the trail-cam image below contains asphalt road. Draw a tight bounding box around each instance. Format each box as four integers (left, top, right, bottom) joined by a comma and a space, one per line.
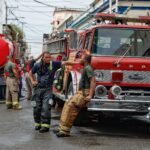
0, 100, 150, 150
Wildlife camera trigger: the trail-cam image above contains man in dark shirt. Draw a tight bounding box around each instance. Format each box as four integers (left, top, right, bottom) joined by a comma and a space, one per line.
29, 52, 61, 133
54, 54, 96, 137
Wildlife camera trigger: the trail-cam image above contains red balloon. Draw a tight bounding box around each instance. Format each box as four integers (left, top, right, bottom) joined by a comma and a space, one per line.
0, 38, 10, 68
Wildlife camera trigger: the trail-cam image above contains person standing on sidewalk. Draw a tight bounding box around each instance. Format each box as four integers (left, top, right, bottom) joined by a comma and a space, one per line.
4, 56, 22, 110
54, 54, 96, 137
15, 58, 24, 98
29, 52, 61, 133
25, 54, 43, 100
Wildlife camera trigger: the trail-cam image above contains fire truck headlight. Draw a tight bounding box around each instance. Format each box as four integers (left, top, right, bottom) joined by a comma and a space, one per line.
111, 85, 122, 96
95, 71, 104, 81
95, 85, 107, 98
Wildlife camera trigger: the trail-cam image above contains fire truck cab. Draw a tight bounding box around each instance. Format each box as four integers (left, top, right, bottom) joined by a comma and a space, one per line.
53, 13, 150, 118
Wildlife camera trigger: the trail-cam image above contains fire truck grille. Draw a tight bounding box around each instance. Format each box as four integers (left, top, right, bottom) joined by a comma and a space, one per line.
95, 70, 150, 84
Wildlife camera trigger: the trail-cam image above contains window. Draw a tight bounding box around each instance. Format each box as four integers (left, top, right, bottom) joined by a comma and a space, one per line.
84, 32, 92, 50
47, 39, 66, 54
69, 31, 78, 50
92, 28, 150, 57
78, 35, 84, 49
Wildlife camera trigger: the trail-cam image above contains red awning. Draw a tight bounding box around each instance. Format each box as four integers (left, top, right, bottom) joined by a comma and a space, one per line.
0, 37, 9, 68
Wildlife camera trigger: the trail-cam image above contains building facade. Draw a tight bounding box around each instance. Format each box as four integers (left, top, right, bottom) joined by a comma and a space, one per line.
51, 8, 84, 32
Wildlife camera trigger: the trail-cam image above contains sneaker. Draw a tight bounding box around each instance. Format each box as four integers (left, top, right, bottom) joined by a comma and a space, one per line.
39, 127, 49, 133
56, 132, 70, 137
53, 128, 60, 134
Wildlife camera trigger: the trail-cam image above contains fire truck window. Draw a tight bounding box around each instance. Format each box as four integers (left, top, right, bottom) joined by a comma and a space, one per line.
46, 39, 66, 55
78, 35, 84, 49
69, 31, 77, 50
84, 33, 92, 50
92, 28, 150, 57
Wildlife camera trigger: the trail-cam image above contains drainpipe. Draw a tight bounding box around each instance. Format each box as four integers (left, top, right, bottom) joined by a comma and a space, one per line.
116, 0, 118, 13
109, 0, 112, 14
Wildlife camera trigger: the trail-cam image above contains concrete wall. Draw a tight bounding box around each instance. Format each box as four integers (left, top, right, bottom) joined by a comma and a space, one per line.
52, 10, 83, 32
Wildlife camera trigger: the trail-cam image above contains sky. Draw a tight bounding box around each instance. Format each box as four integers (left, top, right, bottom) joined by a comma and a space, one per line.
6, 0, 93, 58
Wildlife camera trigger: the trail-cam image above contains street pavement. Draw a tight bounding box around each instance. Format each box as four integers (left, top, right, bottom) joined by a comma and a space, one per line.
0, 99, 150, 150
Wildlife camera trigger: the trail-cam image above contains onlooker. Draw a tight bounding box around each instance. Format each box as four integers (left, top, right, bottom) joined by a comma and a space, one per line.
29, 52, 61, 133
53, 54, 96, 137
15, 58, 24, 98
4, 56, 22, 110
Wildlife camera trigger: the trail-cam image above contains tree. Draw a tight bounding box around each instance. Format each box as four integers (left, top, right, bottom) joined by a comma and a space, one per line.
10, 24, 24, 42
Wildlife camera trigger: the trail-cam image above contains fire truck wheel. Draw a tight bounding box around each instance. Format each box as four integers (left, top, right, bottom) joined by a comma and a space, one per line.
74, 108, 89, 126
148, 124, 150, 134
0, 85, 6, 101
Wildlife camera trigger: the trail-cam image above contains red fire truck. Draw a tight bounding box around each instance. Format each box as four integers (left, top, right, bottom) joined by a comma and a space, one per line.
0, 34, 10, 100
53, 13, 150, 119
0, 34, 20, 100
43, 31, 78, 60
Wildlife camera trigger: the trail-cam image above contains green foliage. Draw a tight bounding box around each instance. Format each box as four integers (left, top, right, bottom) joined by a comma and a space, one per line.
10, 24, 24, 42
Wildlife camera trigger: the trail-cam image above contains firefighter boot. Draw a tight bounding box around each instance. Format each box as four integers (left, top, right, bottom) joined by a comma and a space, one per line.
53, 128, 60, 134
35, 126, 41, 130
6, 104, 13, 109
13, 104, 22, 110
39, 127, 49, 133
35, 123, 41, 131
56, 131, 70, 137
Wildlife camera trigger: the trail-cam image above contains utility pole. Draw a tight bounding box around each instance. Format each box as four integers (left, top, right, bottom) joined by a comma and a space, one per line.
5, 4, 8, 25
5, 1, 18, 25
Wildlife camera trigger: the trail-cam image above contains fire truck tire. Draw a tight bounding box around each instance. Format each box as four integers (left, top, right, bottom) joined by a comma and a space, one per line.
74, 108, 89, 126
147, 124, 150, 134
0, 85, 6, 101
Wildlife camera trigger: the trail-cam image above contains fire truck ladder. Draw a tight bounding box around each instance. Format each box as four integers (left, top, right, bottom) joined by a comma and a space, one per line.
95, 13, 150, 25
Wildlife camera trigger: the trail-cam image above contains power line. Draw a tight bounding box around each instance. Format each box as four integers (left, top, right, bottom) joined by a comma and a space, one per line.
14, 9, 53, 13
15, 0, 53, 17
25, 23, 51, 26
24, 25, 40, 35
33, 0, 57, 8
25, 23, 50, 33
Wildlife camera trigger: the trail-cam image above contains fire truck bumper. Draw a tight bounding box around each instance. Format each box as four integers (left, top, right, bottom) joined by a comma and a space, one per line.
88, 98, 150, 115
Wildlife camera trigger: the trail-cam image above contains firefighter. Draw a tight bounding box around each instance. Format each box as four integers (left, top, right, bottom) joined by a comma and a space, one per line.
4, 56, 22, 110
53, 54, 96, 137
29, 52, 61, 133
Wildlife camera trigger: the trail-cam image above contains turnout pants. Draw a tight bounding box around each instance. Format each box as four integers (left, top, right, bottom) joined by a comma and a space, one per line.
32, 87, 52, 129
58, 89, 89, 135
6, 77, 19, 108
25, 72, 32, 100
